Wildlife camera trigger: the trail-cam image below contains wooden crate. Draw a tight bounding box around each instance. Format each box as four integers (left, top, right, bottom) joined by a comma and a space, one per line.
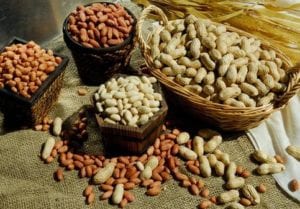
94, 74, 168, 155
0, 37, 69, 126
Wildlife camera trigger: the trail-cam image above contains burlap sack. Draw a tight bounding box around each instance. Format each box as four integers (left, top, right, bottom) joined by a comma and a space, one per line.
0, 1, 299, 209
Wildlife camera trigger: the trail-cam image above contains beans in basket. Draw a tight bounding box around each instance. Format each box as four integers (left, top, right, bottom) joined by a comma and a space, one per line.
151, 14, 289, 107
94, 76, 162, 127
67, 3, 134, 48
0, 41, 62, 98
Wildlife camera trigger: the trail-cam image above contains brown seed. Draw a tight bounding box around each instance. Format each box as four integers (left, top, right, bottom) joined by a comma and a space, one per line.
113, 168, 120, 179
187, 164, 201, 175
45, 156, 54, 164
55, 168, 64, 181
67, 164, 75, 170
200, 188, 210, 198
165, 133, 176, 140
197, 180, 205, 189
77, 88, 88, 96
180, 180, 191, 188
84, 185, 94, 196
289, 179, 300, 192
189, 176, 197, 185
74, 161, 84, 169
118, 156, 130, 165
66, 152, 73, 159
100, 184, 114, 191
94, 158, 102, 167
146, 186, 161, 196
166, 157, 176, 170
125, 166, 137, 179
154, 138, 160, 149
83, 159, 94, 166
73, 154, 84, 162
171, 144, 179, 155
61, 159, 73, 167
275, 155, 285, 164
199, 200, 212, 209
124, 191, 135, 202
105, 177, 115, 185
174, 172, 188, 181
149, 181, 161, 188
130, 177, 141, 185
86, 166, 93, 177
189, 184, 200, 195
58, 145, 68, 153
101, 190, 113, 200
87, 192, 95, 205
142, 179, 154, 187
42, 124, 50, 131
79, 167, 86, 178
130, 171, 140, 179
51, 149, 57, 158
124, 182, 135, 190
236, 165, 244, 175
114, 177, 128, 185
239, 198, 252, 206
256, 183, 267, 193
139, 154, 148, 163
119, 167, 126, 177
241, 170, 251, 178
152, 172, 163, 181
209, 196, 217, 204
119, 198, 128, 208
154, 148, 161, 155
116, 163, 125, 169
160, 171, 171, 181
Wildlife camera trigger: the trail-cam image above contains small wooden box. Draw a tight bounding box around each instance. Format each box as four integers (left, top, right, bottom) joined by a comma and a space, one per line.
0, 37, 69, 126
94, 74, 168, 155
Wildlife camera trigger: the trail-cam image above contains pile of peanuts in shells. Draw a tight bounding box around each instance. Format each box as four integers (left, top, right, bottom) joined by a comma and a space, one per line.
40, 110, 297, 209
151, 14, 289, 107
0, 41, 62, 98
93, 75, 162, 127
67, 3, 134, 48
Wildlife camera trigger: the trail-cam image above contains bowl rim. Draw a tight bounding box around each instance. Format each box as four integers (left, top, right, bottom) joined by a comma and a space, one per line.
62, 1, 137, 53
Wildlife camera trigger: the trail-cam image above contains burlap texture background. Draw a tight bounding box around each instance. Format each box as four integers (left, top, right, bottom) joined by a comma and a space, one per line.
0, 1, 299, 208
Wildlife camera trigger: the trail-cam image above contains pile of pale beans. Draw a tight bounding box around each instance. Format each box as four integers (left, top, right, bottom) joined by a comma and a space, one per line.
151, 14, 288, 107
94, 76, 162, 127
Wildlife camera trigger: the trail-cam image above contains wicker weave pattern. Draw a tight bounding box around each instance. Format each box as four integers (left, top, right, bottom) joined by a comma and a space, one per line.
137, 5, 300, 131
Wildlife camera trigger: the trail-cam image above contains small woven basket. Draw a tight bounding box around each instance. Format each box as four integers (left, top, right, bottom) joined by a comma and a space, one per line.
63, 2, 137, 85
0, 37, 69, 126
137, 5, 300, 131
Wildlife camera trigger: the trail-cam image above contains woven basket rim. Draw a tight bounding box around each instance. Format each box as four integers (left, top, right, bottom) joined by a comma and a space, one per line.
62, 1, 137, 53
138, 6, 300, 116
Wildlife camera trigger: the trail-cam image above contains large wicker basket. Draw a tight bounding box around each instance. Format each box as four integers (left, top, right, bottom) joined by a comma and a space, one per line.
137, 5, 300, 131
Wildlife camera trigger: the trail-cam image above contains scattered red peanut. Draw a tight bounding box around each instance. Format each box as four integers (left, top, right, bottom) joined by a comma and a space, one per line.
289, 179, 300, 192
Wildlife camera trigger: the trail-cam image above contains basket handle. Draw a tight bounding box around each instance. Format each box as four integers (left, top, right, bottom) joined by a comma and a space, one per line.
137, 5, 169, 57
274, 63, 300, 108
